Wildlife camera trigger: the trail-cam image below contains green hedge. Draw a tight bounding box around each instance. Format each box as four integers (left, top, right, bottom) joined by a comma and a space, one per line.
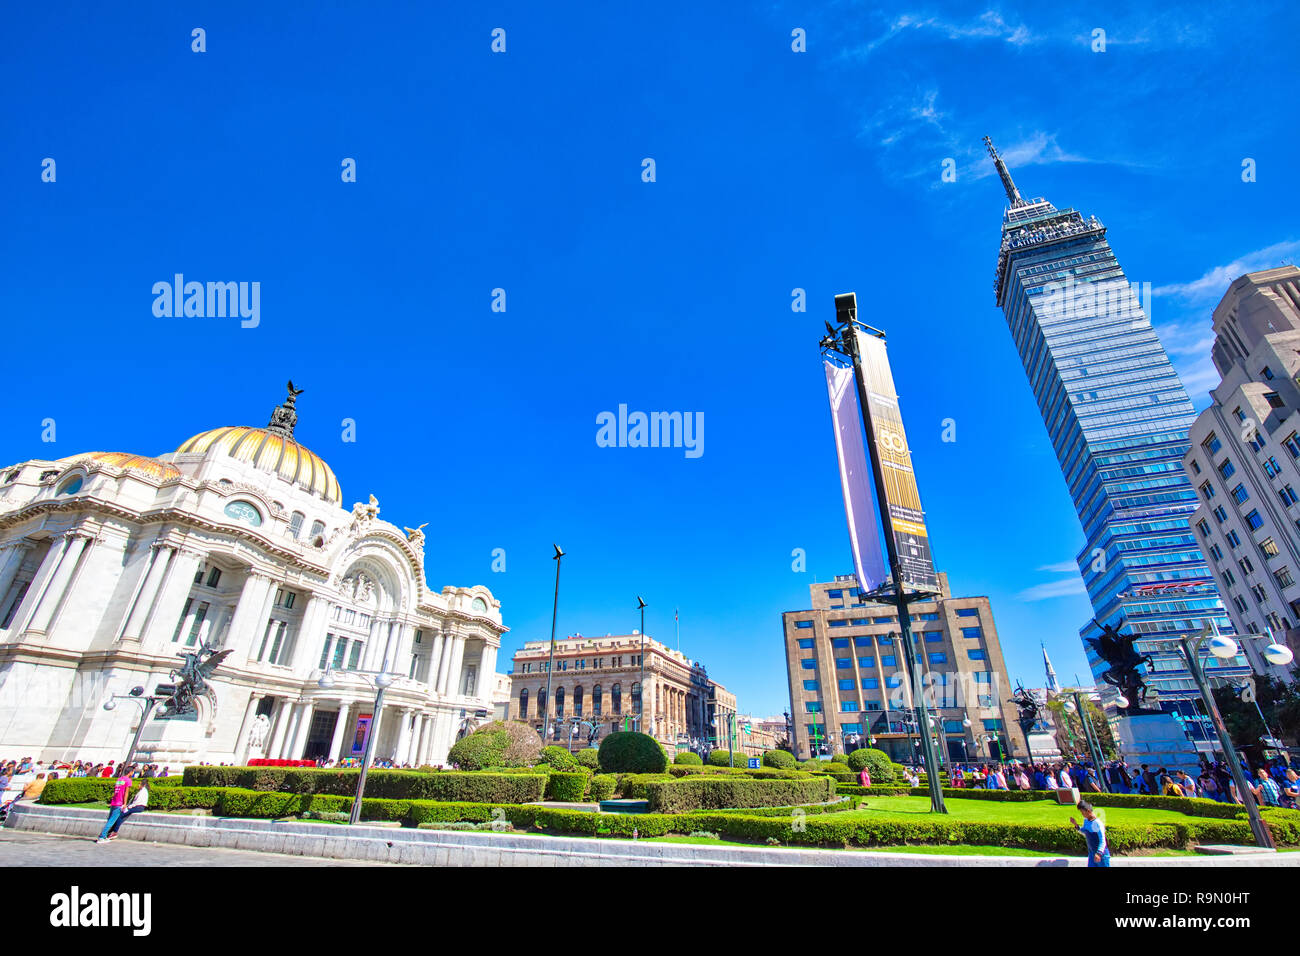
761, 750, 797, 770
588, 774, 617, 802
182, 766, 545, 804
576, 749, 601, 770
40, 778, 219, 809
615, 773, 675, 799
545, 772, 588, 802
538, 746, 580, 772
673, 752, 703, 766
707, 750, 751, 767
598, 732, 667, 774
643, 776, 837, 813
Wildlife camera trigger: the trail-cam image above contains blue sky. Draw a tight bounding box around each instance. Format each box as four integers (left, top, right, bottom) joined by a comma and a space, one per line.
3, 2, 1298, 716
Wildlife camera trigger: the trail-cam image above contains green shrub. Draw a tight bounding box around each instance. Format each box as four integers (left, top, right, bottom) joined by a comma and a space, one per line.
588, 774, 617, 802
673, 752, 703, 766
182, 766, 545, 804
707, 750, 751, 767
822, 762, 850, 774
643, 776, 837, 813
576, 749, 601, 770
800, 759, 824, 772
545, 772, 588, 802
538, 746, 580, 772
761, 750, 796, 769
445, 720, 541, 770
598, 732, 667, 774
846, 748, 894, 783
616, 773, 675, 799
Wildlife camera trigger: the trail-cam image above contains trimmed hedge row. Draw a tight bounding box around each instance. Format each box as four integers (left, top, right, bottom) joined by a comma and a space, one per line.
40, 778, 221, 809
182, 766, 545, 804
545, 772, 588, 802
42, 782, 1296, 852
643, 776, 837, 813
666, 766, 808, 780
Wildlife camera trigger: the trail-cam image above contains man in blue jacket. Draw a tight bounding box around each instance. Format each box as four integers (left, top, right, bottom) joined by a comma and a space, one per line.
1070, 801, 1110, 867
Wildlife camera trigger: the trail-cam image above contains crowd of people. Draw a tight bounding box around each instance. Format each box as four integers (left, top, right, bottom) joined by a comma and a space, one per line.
0, 757, 170, 821
937, 755, 1300, 807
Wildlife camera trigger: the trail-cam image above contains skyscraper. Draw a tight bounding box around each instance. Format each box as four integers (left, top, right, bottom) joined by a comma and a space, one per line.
986, 138, 1248, 737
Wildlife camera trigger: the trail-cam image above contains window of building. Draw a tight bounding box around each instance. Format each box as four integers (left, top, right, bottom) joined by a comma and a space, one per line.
1282, 486, 1299, 507
944, 720, 965, 734
828, 619, 849, 628
1246, 509, 1264, 531
837, 678, 854, 690
1213, 505, 1228, 523
274, 588, 296, 609
826, 590, 843, 599
983, 719, 1004, 731
1240, 556, 1255, 574
863, 700, 882, 711
1251, 584, 1267, 604
1203, 433, 1222, 455
288, 512, 305, 539
1231, 484, 1249, 505
1276, 567, 1295, 589
915, 613, 939, 621
1196, 519, 1211, 537
853, 636, 872, 647
842, 702, 860, 712
803, 680, 819, 691
518, 688, 529, 718
347, 641, 362, 669
858, 656, 874, 668
795, 620, 814, 629
1264, 457, 1283, 478
1218, 459, 1235, 480
835, 658, 851, 669
1285, 434, 1300, 459
842, 722, 863, 734
955, 608, 980, 618
960, 626, 983, 640
1262, 537, 1281, 559
800, 659, 816, 670
1233, 594, 1249, 613
1209, 543, 1223, 561
878, 636, 893, 645
968, 648, 987, 660
797, 638, 813, 649
881, 655, 896, 667
925, 632, 943, 642
873, 616, 895, 625
928, 652, 947, 664
1191, 459, 1201, 474
1263, 367, 1276, 381
1222, 568, 1236, 587
832, 637, 850, 648
1227, 529, 1242, 549
1266, 392, 1286, 409
974, 672, 992, 684
862, 678, 879, 689
885, 674, 903, 688
805, 701, 822, 713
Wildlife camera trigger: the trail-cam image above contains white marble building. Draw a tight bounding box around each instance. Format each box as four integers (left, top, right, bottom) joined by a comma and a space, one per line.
0, 385, 505, 767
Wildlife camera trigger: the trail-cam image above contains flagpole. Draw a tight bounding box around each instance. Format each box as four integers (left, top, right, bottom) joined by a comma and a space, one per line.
542, 544, 564, 744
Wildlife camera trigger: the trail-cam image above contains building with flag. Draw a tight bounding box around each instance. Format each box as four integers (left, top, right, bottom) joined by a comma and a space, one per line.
985, 137, 1248, 735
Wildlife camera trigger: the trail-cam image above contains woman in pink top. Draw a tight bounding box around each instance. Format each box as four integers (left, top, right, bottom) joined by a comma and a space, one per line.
95, 775, 132, 843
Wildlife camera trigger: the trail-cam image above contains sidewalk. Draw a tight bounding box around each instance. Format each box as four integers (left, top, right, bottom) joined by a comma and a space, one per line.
7, 802, 1295, 867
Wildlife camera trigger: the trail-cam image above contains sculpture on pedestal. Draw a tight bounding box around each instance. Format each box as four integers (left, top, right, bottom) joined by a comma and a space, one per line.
1085, 617, 1155, 714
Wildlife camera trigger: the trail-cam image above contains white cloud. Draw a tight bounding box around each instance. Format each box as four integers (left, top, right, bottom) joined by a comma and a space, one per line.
1152, 239, 1300, 304
1016, 576, 1088, 602
1037, 559, 1079, 573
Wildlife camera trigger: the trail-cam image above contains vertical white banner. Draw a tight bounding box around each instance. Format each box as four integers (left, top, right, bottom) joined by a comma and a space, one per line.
824, 360, 888, 593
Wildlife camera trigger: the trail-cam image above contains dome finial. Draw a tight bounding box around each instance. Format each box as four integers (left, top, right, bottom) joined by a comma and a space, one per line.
267, 380, 303, 438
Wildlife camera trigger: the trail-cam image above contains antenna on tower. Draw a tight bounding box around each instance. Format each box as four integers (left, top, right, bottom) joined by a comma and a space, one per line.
983, 136, 1027, 208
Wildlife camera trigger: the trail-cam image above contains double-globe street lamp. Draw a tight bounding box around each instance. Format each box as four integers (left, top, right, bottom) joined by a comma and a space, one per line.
102, 686, 164, 767
318, 662, 394, 826
1144, 622, 1288, 849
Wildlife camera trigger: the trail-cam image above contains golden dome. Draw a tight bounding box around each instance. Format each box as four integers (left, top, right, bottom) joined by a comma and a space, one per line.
60, 452, 181, 482
175, 426, 341, 504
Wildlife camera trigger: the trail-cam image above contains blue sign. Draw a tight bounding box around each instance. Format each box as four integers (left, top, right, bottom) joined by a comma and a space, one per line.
747, 757, 760, 769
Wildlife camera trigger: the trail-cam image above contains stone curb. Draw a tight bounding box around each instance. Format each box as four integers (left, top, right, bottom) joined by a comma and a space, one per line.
6, 802, 1295, 867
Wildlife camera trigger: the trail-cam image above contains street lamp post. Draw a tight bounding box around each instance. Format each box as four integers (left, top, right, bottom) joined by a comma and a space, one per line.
1067, 691, 1110, 793
102, 686, 162, 767
636, 596, 647, 734
1153, 624, 1275, 849
318, 663, 395, 826
542, 544, 565, 744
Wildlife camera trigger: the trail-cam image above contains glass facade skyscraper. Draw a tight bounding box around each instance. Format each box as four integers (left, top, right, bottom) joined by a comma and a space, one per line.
986, 139, 1247, 735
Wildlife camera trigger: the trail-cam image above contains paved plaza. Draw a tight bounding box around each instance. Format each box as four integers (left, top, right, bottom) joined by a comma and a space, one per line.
0, 829, 403, 867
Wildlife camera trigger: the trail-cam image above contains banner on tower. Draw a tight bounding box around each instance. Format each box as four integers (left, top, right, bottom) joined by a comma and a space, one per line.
853, 329, 941, 595
823, 360, 888, 594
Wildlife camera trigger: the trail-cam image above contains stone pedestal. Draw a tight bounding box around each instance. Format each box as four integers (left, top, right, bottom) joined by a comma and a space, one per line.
1115, 713, 1202, 776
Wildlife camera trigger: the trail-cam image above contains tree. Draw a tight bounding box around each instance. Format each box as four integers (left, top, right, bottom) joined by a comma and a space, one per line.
1211, 674, 1300, 759
1045, 696, 1116, 760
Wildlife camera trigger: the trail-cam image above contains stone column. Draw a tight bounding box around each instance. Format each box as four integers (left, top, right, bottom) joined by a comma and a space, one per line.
266, 699, 292, 758
286, 595, 328, 670
235, 693, 262, 763
426, 631, 445, 688
141, 547, 205, 646
361, 619, 384, 672
475, 644, 498, 699
435, 629, 456, 695
23, 532, 93, 637
328, 702, 351, 763
117, 542, 172, 643
393, 708, 413, 765
446, 635, 467, 697
0, 540, 34, 613
389, 623, 413, 678
223, 572, 271, 660
289, 702, 316, 759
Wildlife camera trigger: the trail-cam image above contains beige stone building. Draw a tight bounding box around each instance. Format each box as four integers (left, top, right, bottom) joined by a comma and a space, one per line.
508, 632, 730, 755
782, 573, 1026, 764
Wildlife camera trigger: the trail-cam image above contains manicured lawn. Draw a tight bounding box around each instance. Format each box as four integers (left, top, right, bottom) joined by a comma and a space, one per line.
846, 795, 1215, 826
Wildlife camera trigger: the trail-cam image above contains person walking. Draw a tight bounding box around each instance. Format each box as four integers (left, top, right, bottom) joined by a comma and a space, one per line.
95, 773, 133, 843
1250, 767, 1283, 808
1070, 800, 1110, 867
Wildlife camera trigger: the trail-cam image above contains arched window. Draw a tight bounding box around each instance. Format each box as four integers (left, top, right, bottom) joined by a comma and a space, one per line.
537, 688, 547, 717
631, 682, 642, 713
555, 686, 565, 718
308, 520, 325, 545
289, 512, 305, 539
611, 683, 622, 714
592, 684, 602, 715
573, 685, 584, 716
519, 688, 529, 719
